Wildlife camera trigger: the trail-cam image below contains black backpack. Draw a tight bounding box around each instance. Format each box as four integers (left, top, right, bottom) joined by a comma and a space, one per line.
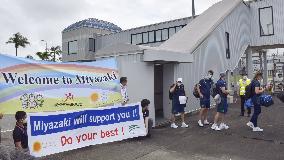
193, 83, 200, 98
245, 83, 253, 100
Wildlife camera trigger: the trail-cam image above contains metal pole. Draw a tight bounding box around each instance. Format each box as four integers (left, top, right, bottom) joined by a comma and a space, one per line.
192, 0, 195, 18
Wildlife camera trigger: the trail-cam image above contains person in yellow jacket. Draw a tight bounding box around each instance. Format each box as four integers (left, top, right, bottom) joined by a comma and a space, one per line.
238, 75, 251, 116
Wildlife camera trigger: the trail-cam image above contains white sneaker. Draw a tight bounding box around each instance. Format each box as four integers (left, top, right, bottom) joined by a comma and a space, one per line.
211, 123, 221, 131
181, 122, 189, 128
211, 123, 217, 130
171, 123, 178, 129
246, 122, 254, 128
220, 123, 229, 130
198, 120, 204, 127
203, 120, 210, 125
253, 127, 263, 132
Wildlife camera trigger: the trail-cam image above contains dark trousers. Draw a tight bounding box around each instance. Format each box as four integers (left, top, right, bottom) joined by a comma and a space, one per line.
240, 95, 251, 115
250, 105, 261, 127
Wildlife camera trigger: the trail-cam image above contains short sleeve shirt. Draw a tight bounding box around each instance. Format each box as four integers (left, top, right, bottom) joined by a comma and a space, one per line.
217, 79, 227, 98
13, 125, 28, 149
142, 109, 149, 120
251, 79, 261, 97
199, 78, 213, 99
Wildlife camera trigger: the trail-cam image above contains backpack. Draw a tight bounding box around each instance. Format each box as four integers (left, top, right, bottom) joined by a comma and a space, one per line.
193, 83, 200, 98
244, 83, 253, 100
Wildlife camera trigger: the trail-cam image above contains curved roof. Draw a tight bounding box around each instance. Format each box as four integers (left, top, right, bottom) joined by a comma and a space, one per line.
63, 18, 122, 33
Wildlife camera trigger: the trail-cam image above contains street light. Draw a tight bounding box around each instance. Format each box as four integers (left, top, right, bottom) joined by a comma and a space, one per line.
41, 40, 47, 53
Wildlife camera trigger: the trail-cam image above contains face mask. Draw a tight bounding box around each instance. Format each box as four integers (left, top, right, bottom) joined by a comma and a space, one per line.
243, 76, 247, 80
22, 119, 27, 124
177, 82, 182, 86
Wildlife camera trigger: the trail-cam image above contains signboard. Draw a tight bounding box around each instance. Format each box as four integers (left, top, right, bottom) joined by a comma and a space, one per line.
27, 103, 146, 157
0, 54, 122, 113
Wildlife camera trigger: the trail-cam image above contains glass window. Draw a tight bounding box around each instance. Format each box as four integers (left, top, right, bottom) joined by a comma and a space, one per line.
89, 38, 95, 52
175, 26, 182, 33
162, 28, 169, 41
155, 30, 162, 42
149, 31, 155, 43
68, 40, 78, 54
131, 34, 137, 44
136, 33, 142, 44
225, 32, 230, 59
169, 27, 176, 38
143, 32, 148, 43
259, 6, 274, 36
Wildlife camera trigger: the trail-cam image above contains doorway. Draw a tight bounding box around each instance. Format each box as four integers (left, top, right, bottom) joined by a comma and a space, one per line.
154, 64, 164, 119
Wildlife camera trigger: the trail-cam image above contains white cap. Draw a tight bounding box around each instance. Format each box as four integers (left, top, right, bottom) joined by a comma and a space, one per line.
177, 78, 183, 82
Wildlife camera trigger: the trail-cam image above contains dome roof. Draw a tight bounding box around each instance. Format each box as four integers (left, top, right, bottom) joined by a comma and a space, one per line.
63, 18, 122, 33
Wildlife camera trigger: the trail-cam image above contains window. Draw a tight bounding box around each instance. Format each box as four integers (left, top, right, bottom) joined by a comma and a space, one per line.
155, 30, 162, 42
175, 26, 182, 32
136, 33, 142, 44
89, 38, 95, 52
169, 27, 176, 38
131, 34, 137, 44
259, 6, 274, 36
162, 28, 169, 41
68, 40, 78, 54
225, 32, 230, 59
149, 31, 155, 43
143, 32, 148, 43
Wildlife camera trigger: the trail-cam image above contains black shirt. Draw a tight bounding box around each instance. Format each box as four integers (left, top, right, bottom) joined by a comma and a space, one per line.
13, 124, 28, 149
142, 109, 149, 120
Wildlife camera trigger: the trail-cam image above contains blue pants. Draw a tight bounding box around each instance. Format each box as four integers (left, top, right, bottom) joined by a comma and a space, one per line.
250, 105, 261, 127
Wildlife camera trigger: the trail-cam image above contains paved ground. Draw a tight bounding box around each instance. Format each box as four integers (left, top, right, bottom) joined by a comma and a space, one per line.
1, 97, 284, 160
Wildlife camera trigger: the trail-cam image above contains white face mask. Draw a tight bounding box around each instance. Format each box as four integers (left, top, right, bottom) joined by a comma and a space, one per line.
22, 119, 27, 124
177, 82, 182, 86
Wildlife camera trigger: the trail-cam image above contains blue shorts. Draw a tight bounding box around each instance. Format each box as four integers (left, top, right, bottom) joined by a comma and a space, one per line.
217, 98, 228, 113
172, 100, 185, 114
200, 98, 210, 108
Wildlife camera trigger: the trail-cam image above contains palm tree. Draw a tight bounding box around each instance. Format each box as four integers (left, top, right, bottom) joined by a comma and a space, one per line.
36, 51, 51, 61
50, 46, 62, 62
6, 32, 30, 56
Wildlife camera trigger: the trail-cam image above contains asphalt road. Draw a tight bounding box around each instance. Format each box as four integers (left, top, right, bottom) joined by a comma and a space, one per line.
1, 97, 284, 160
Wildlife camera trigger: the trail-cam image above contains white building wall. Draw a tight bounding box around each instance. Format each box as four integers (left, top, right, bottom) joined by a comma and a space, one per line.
250, 0, 284, 47
174, 3, 251, 112
114, 54, 155, 125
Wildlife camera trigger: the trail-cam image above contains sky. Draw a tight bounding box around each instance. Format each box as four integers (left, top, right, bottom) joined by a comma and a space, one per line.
0, 0, 222, 58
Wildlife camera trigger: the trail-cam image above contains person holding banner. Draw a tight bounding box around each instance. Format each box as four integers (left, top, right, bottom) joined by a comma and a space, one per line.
141, 99, 153, 137
13, 111, 28, 150
120, 77, 129, 105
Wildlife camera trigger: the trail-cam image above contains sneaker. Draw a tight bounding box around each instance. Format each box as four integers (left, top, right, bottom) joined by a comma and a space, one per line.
253, 127, 263, 132
171, 123, 178, 129
198, 120, 204, 127
246, 122, 254, 128
203, 120, 210, 125
211, 123, 217, 130
181, 122, 189, 128
220, 123, 229, 130
211, 124, 221, 131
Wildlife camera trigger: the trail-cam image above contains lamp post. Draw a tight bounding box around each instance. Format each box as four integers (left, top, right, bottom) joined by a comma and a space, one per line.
41, 40, 47, 53
192, 0, 196, 18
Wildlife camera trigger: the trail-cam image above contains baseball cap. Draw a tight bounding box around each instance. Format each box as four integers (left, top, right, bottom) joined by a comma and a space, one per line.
177, 78, 183, 82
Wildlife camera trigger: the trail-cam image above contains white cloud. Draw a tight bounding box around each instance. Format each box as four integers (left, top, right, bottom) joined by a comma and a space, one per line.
0, 0, 221, 58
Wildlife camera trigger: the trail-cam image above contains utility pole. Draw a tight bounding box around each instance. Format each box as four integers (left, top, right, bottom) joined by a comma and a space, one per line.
192, 0, 196, 18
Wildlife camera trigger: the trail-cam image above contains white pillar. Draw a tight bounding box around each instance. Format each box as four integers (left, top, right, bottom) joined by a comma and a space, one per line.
246, 48, 254, 79
263, 51, 268, 85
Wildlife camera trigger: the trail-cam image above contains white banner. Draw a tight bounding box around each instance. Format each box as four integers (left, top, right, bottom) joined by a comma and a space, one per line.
27, 103, 146, 157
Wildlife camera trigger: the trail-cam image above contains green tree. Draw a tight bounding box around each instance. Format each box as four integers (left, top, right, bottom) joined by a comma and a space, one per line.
36, 51, 51, 61
50, 46, 62, 62
6, 32, 30, 56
